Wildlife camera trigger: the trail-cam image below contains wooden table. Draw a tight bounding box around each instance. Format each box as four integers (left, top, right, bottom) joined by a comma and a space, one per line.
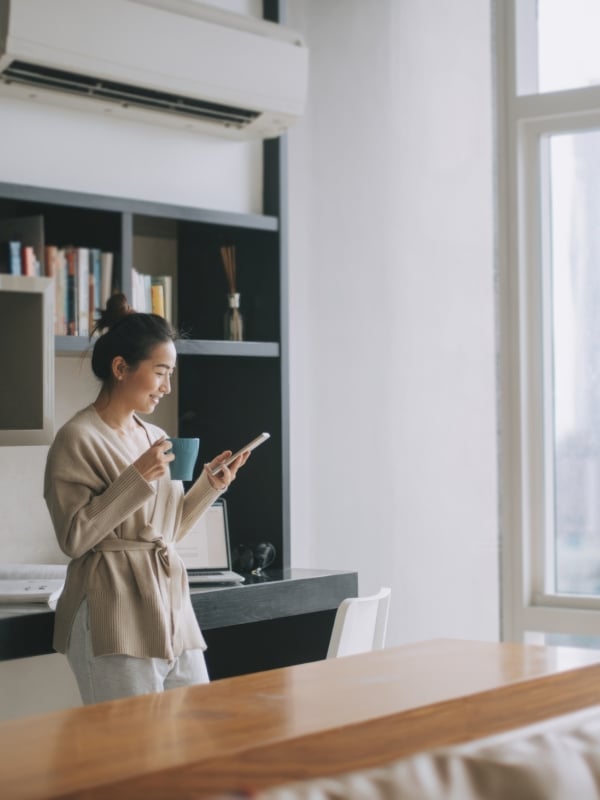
3, 638, 600, 799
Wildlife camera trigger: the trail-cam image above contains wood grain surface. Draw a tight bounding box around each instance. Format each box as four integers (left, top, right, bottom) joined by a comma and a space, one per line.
2, 638, 600, 799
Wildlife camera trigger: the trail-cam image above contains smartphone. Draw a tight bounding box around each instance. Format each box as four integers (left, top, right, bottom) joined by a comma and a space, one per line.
210, 432, 271, 476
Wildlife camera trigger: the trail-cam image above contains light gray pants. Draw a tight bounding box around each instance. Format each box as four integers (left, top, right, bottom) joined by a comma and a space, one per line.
67, 599, 210, 705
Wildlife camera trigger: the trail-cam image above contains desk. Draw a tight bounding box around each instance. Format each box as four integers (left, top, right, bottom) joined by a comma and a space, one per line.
0, 568, 358, 677
2, 639, 600, 799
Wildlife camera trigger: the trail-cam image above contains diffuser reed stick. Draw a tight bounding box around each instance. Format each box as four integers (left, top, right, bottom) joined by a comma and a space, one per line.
220, 245, 243, 340
220, 245, 237, 294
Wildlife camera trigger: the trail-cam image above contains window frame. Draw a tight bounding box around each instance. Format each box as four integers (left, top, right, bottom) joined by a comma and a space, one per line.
496, 0, 600, 642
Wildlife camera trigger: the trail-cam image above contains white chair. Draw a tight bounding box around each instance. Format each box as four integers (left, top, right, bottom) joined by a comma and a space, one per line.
326, 587, 391, 658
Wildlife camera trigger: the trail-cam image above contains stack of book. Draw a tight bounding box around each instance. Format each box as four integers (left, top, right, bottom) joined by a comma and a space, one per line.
0, 214, 116, 336
132, 267, 173, 323
45, 245, 114, 336
0, 215, 44, 277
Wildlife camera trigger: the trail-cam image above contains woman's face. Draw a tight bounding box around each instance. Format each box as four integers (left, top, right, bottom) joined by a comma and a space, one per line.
120, 340, 177, 415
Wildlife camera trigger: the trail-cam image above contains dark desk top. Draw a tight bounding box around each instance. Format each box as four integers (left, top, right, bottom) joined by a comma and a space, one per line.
0, 568, 358, 661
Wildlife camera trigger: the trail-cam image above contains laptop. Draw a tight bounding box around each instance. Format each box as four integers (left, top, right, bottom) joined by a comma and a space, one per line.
175, 498, 245, 585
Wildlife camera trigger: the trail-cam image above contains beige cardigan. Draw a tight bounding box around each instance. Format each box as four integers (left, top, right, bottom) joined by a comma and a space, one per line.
44, 404, 222, 659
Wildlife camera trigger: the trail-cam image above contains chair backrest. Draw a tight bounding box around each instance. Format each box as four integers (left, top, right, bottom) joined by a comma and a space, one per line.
326, 587, 391, 659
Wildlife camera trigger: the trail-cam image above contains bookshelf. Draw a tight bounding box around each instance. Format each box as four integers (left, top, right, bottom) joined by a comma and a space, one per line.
0, 135, 290, 567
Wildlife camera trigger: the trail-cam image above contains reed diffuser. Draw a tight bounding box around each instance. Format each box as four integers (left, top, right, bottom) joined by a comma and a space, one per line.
220, 244, 243, 341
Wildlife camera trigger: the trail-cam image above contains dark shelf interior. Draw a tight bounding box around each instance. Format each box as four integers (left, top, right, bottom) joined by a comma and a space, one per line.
178, 354, 283, 566
177, 220, 280, 343
0, 197, 122, 257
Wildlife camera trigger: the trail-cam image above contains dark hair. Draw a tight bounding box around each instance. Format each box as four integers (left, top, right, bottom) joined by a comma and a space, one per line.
91, 293, 177, 383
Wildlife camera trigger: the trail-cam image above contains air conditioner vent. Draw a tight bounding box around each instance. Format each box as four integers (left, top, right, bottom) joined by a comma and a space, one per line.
2, 60, 260, 128
0, 0, 308, 139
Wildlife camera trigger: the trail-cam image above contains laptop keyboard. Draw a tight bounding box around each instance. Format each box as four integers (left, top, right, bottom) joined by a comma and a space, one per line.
188, 571, 221, 576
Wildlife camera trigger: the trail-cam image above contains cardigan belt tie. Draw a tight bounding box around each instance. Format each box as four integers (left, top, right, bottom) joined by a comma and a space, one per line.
93, 531, 183, 644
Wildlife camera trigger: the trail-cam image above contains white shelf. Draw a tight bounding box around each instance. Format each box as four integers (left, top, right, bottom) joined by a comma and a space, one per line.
55, 336, 279, 358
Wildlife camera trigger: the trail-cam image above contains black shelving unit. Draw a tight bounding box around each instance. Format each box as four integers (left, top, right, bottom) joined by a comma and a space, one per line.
0, 123, 290, 567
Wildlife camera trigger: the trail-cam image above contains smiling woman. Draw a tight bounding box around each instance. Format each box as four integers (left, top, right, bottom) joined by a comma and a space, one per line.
43, 293, 251, 705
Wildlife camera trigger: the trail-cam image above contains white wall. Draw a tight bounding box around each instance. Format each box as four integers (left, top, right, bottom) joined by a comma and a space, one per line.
0, 0, 498, 719
286, 0, 499, 646
0, 98, 263, 213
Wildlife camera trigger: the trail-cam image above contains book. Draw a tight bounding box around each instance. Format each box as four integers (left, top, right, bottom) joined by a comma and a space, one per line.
0, 563, 66, 607
21, 245, 36, 276
56, 248, 68, 335
89, 247, 102, 331
44, 244, 59, 278
0, 215, 45, 274
151, 281, 165, 317
151, 274, 173, 322
131, 266, 142, 310
45, 244, 59, 331
0, 240, 21, 275
8, 240, 21, 274
132, 266, 152, 312
65, 247, 78, 335
77, 247, 90, 337
143, 273, 152, 311
100, 251, 114, 308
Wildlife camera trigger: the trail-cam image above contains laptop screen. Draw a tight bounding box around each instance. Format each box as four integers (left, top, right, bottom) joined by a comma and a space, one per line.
175, 499, 231, 571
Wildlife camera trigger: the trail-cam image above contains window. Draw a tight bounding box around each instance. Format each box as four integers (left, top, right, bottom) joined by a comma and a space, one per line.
548, 130, 600, 597
497, 0, 600, 645
537, 0, 600, 94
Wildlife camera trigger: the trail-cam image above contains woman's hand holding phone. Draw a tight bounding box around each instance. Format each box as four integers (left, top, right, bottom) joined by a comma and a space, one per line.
209, 432, 270, 476
204, 432, 270, 491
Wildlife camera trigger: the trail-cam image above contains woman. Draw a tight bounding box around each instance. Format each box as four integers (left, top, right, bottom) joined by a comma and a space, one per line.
44, 294, 249, 704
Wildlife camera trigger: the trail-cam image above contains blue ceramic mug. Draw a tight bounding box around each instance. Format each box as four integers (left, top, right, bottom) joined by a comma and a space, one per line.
166, 437, 200, 480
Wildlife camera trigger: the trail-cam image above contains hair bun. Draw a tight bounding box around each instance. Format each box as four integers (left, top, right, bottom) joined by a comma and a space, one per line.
94, 293, 135, 333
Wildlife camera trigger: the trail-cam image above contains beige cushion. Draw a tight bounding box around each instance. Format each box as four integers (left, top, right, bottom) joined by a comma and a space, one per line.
257, 705, 600, 800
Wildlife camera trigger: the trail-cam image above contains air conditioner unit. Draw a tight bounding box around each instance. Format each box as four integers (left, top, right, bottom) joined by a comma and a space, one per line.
0, 0, 308, 139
